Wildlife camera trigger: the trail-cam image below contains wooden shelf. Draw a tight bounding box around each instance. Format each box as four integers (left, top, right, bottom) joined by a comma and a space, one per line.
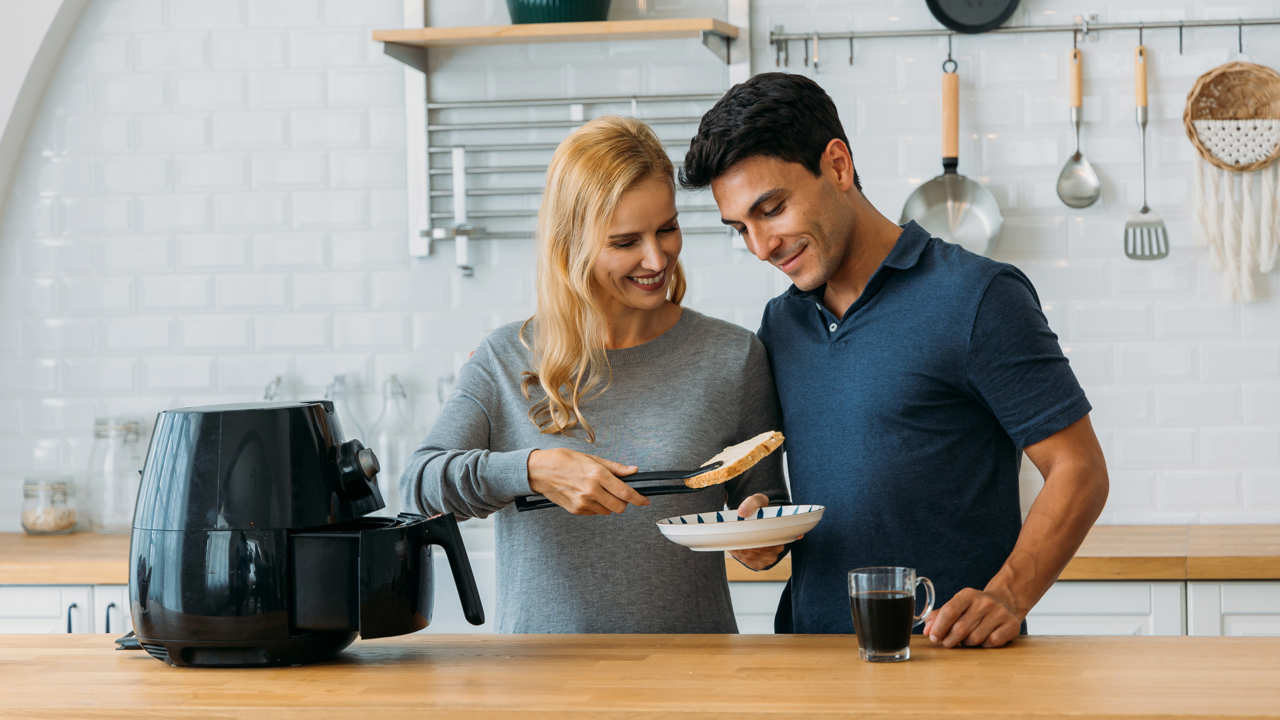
372, 18, 740, 69
373, 18, 737, 47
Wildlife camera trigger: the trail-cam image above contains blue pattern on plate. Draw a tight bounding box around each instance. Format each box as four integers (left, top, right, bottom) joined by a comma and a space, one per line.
657, 505, 823, 525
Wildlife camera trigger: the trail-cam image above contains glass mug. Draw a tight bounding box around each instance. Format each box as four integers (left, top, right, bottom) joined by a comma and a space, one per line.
848, 566, 935, 662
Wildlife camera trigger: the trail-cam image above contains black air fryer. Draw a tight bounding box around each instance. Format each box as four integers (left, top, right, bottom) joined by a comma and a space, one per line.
129, 401, 484, 667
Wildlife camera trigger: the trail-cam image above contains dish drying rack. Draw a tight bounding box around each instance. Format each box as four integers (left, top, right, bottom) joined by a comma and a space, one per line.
376, 1, 751, 276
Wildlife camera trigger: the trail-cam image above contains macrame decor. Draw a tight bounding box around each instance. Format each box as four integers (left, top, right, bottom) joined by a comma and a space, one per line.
1184, 61, 1280, 302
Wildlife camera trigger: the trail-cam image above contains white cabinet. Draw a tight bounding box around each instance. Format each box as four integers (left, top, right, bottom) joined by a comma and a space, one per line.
0, 586, 93, 633
92, 584, 132, 635
1027, 581, 1185, 636
0, 585, 131, 634
1188, 582, 1280, 636
729, 582, 786, 634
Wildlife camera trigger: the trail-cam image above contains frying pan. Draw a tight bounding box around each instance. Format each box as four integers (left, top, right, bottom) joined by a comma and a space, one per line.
899, 58, 1003, 256
926, 0, 1020, 34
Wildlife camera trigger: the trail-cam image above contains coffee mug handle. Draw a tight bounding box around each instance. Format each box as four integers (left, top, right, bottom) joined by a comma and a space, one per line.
913, 576, 935, 628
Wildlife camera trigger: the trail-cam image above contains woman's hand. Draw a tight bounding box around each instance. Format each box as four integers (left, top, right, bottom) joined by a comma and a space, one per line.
526, 448, 649, 515
728, 492, 793, 570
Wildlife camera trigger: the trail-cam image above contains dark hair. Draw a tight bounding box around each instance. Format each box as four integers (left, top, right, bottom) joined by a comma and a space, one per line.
679, 72, 860, 191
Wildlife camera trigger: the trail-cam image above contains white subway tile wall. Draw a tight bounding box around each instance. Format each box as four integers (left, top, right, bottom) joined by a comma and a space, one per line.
0, 0, 1278, 530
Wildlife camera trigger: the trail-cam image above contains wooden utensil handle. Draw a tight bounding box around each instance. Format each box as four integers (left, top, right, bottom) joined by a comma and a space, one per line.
1135, 45, 1148, 108
942, 70, 958, 163
1069, 48, 1082, 108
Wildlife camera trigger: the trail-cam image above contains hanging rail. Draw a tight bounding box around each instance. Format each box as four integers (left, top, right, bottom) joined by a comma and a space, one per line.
770, 16, 1280, 66
770, 16, 1280, 41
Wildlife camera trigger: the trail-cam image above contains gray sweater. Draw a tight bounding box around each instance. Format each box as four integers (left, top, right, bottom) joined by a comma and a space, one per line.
403, 308, 789, 633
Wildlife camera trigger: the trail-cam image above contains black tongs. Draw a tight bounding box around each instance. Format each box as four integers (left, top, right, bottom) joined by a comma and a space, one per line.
513, 461, 724, 512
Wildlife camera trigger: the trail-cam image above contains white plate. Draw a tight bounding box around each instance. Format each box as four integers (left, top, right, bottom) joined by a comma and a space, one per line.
655, 505, 824, 552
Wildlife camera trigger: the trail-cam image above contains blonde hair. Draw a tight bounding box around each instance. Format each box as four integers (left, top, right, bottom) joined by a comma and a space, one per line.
520, 116, 687, 441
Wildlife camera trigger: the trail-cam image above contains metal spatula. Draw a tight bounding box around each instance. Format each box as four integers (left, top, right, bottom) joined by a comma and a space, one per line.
1124, 44, 1169, 260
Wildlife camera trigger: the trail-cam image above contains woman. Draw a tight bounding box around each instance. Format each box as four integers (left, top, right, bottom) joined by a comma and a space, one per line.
402, 116, 788, 633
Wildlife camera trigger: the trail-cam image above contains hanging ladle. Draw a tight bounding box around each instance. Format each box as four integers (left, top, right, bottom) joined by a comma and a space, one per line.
1056, 41, 1101, 209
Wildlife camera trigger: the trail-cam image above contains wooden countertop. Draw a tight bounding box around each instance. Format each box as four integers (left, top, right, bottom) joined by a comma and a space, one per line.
3, 634, 1279, 718
726, 524, 1280, 582
0, 532, 130, 584
4, 525, 1280, 586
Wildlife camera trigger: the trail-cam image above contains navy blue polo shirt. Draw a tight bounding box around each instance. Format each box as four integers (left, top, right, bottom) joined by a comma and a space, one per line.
759, 221, 1091, 634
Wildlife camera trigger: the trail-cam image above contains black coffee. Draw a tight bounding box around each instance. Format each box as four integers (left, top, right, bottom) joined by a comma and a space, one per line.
850, 590, 914, 653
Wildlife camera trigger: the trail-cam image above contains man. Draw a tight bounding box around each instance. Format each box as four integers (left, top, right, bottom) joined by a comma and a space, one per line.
680, 73, 1109, 648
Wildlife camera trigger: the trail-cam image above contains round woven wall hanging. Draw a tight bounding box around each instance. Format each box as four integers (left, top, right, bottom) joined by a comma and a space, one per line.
1184, 61, 1280, 302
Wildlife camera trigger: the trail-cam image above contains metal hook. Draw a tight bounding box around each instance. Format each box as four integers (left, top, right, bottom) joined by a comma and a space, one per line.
774, 38, 782, 67
848, 36, 854, 65
1238, 20, 1244, 54
784, 37, 790, 66
263, 375, 283, 401
942, 34, 957, 73
1072, 29, 1077, 50
803, 36, 810, 67
1139, 23, 1144, 45
1178, 23, 1184, 54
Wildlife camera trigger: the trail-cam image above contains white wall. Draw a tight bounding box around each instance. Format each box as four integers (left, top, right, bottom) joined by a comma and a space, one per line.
0, 0, 1278, 531
0, 0, 87, 222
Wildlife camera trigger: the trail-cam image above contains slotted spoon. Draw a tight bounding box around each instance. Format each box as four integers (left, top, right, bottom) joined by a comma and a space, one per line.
1124, 43, 1169, 260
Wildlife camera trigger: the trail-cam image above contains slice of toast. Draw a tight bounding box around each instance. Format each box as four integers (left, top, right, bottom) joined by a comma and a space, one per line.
684, 430, 785, 489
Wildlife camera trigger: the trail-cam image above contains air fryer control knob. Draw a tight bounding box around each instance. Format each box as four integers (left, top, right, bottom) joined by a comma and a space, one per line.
356, 447, 379, 477
335, 439, 380, 499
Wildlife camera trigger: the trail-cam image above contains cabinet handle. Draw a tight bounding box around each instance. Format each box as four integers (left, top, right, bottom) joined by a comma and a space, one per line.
105, 602, 117, 634
66, 602, 78, 634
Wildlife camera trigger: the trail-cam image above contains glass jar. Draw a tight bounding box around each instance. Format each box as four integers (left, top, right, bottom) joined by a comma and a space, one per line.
368, 375, 415, 518
21, 475, 78, 535
87, 417, 146, 533
325, 374, 367, 441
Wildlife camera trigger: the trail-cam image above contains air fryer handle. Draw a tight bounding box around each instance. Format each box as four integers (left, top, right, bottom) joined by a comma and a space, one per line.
422, 513, 485, 626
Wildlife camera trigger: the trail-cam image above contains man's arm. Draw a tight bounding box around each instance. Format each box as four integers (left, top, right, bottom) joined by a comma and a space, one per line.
924, 414, 1108, 648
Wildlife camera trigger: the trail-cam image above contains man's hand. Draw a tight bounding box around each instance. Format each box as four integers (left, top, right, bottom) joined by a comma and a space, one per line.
727, 492, 792, 570
923, 587, 1023, 648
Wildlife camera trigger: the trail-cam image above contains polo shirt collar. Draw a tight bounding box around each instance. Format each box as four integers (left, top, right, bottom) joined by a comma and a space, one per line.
784, 221, 931, 299
882, 220, 930, 270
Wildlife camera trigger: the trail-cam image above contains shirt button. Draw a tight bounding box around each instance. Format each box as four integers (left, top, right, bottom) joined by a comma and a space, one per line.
828, 322, 838, 332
